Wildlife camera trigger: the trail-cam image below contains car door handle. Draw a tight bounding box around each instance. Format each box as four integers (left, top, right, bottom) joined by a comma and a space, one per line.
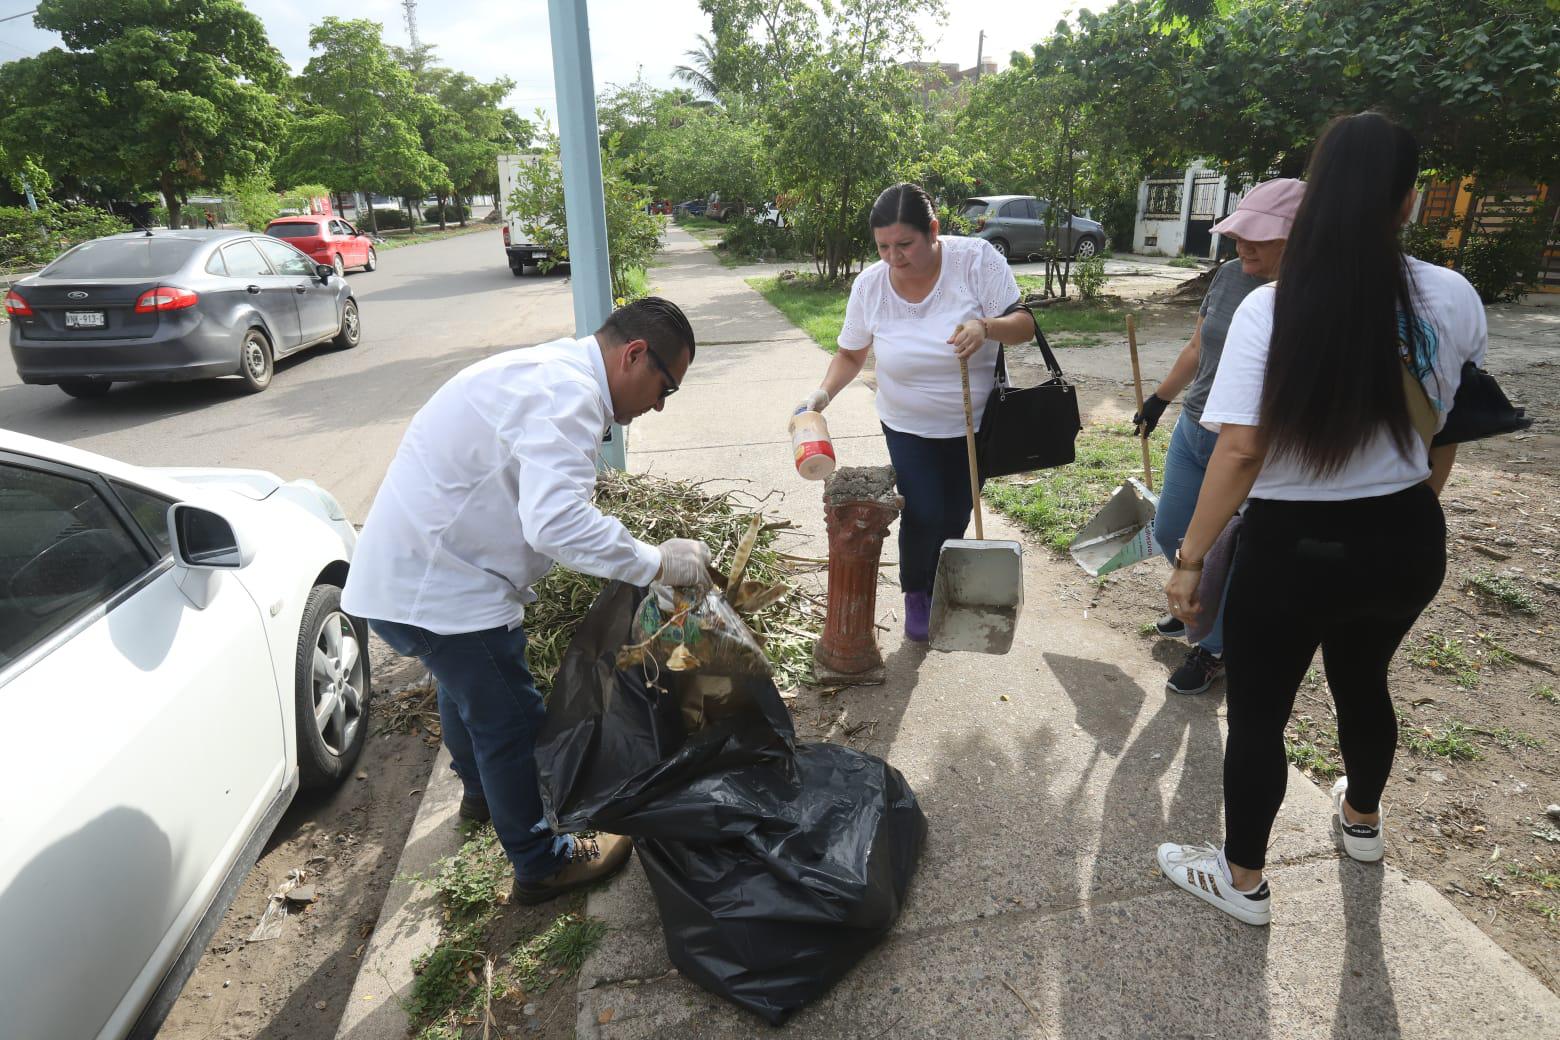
246, 284, 261, 294
293, 285, 308, 294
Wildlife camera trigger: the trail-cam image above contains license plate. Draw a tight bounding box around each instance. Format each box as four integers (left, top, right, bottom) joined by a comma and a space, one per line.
66, 310, 105, 328
532, 251, 548, 259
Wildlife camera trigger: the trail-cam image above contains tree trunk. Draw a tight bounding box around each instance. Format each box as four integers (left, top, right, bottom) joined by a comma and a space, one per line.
363, 190, 379, 234
1452, 186, 1482, 271
455, 190, 467, 227
436, 192, 447, 231
404, 197, 416, 232
162, 180, 181, 229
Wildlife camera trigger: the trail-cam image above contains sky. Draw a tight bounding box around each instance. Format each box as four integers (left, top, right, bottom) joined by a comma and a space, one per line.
0, 0, 1088, 127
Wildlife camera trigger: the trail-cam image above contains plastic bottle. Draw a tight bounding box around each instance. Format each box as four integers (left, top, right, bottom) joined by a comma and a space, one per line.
788, 409, 837, 480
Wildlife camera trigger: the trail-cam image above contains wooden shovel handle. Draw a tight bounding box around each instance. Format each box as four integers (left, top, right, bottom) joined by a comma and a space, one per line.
960, 353, 984, 540
1127, 313, 1154, 492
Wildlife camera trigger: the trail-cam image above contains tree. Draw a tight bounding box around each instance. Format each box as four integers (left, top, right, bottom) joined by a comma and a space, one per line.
672, 34, 722, 101
278, 18, 443, 234
0, 0, 287, 228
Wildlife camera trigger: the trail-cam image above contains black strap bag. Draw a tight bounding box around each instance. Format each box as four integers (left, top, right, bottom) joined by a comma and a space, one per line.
1432, 360, 1533, 446
975, 312, 1082, 479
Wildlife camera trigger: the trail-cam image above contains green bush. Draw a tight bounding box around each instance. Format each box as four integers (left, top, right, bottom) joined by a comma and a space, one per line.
1, 203, 130, 269
1074, 255, 1107, 300
1459, 212, 1551, 303
369, 207, 410, 230
423, 202, 470, 224
721, 216, 801, 261
1402, 218, 1455, 268
935, 203, 975, 237
1095, 186, 1139, 253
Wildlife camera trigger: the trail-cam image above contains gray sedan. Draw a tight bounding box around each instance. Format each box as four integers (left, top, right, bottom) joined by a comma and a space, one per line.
5, 230, 361, 398
960, 195, 1107, 261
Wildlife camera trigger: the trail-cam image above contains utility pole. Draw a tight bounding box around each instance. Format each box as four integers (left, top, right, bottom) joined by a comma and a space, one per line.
974, 30, 984, 82
548, 0, 625, 468
401, 0, 422, 51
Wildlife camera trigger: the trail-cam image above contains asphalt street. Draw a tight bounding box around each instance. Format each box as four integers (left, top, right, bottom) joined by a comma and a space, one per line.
1, 228, 575, 518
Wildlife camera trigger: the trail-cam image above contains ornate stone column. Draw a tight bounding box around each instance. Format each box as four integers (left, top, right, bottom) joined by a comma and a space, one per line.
813, 467, 902, 685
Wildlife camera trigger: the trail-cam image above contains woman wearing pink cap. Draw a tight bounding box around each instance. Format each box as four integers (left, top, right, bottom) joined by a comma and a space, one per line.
1132, 177, 1305, 695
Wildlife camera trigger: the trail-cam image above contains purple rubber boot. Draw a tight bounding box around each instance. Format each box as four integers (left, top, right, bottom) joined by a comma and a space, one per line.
905, 591, 931, 643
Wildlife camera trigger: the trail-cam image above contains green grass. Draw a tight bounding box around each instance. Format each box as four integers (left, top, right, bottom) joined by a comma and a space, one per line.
508, 912, 607, 994
1406, 634, 1482, 688
984, 423, 1167, 553
1466, 572, 1540, 615
615, 265, 651, 304
747, 274, 849, 352
1285, 716, 1343, 780
1011, 285, 1134, 337
374, 222, 493, 251
1535, 684, 1558, 704
1167, 255, 1201, 268
1400, 719, 1482, 761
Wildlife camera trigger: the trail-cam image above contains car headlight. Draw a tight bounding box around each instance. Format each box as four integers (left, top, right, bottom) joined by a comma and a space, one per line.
296, 479, 347, 521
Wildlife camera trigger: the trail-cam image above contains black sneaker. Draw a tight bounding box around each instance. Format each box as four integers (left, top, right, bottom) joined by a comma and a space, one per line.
1154, 613, 1187, 639
459, 793, 491, 823
1167, 647, 1224, 695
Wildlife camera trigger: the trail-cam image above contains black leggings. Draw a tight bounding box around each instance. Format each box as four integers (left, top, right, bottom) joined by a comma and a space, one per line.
1222, 483, 1446, 870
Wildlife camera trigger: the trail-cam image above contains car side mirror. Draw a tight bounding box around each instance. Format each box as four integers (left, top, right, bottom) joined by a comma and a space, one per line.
316, 263, 334, 281
170, 504, 253, 570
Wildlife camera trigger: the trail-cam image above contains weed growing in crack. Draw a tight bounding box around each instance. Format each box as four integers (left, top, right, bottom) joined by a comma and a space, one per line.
1406, 634, 1481, 688
1466, 572, 1539, 615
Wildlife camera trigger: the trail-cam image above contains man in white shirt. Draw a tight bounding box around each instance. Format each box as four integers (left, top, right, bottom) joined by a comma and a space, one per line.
343, 297, 711, 904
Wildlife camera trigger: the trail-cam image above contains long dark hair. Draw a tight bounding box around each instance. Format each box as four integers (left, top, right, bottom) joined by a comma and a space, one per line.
1261, 112, 1423, 476
869, 183, 936, 234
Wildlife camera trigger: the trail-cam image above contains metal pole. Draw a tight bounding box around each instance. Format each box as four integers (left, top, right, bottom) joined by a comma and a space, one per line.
547, 0, 625, 469
974, 30, 984, 81
20, 174, 38, 213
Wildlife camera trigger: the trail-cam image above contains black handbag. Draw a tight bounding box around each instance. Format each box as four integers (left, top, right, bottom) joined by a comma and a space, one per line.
1432, 361, 1533, 446
975, 321, 1082, 479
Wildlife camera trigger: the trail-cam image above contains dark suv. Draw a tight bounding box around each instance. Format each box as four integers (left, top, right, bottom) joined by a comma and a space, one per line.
960, 195, 1106, 261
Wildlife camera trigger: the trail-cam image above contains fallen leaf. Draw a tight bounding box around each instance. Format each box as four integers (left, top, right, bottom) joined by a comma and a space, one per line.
355, 771, 368, 780
599, 1009, 616, 1024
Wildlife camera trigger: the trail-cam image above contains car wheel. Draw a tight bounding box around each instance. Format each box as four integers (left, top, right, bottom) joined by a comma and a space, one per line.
510, 262, 525, 277
239, 328, 274, 392
989, 237, 1010, 259
332, 253, 346, 278
1074, 237, 1101, 261
333, 298, 361, 349
294, 584, 369, 791
363, 247, 377, 272
59, 379, 112, 399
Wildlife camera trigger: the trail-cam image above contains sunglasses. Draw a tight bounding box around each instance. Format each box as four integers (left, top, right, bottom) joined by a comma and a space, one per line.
644, 348, 680, 399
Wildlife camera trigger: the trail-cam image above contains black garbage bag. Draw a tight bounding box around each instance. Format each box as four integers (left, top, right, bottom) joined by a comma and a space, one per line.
534, 582, 928, 1025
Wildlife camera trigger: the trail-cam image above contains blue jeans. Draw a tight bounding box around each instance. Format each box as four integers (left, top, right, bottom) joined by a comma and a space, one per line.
1153, 414, 1228, 655
370, 618, 573, 881
881, 423, 980, 594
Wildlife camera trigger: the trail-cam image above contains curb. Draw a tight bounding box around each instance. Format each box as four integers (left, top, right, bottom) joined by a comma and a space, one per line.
333, 745, 464, 1040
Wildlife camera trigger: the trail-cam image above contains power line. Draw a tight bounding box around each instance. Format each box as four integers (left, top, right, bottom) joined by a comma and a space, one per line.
0, 7, 39, 24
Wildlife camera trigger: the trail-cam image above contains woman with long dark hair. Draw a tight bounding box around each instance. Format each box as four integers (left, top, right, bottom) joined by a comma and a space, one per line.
795, 183, 1037, 642
1155, 112, 1487, 925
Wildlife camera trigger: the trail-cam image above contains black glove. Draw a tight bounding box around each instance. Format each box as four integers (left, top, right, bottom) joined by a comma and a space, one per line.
1134, 393, 1170, 438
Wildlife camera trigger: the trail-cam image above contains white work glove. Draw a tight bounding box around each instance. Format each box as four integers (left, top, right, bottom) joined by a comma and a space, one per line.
794, 388, 830, 414
656, 538, 713, 588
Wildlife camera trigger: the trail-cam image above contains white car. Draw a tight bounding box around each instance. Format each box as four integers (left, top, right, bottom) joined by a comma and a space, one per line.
0, 429, 369, 1040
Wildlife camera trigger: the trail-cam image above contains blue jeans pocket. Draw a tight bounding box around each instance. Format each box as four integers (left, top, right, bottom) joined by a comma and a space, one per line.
371, 618, 434, 659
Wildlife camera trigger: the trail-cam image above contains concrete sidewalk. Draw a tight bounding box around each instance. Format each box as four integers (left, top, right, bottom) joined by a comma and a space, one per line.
577, 228, 1560, 1038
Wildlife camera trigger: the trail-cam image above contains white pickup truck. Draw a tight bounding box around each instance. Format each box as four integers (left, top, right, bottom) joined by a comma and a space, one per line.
496, 152, 560, 276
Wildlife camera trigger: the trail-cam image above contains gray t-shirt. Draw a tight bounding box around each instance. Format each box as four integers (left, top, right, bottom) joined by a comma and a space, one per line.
1183, 261, 1270, 422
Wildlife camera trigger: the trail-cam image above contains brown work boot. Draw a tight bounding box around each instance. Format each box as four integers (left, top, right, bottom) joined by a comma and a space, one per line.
511, 833, 633, 906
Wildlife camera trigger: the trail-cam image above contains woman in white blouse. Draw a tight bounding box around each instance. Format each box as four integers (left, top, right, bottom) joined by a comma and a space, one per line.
796, 183, 1038, 642
1155, 113, 1486, 926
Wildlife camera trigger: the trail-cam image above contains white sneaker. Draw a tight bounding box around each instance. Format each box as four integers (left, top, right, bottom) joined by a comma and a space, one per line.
1331, 777, 1384, 862
1156, 842, 1272, 926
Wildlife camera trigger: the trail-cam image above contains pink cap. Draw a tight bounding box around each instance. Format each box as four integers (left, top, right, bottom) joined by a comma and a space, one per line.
1212, 178, 1305, 242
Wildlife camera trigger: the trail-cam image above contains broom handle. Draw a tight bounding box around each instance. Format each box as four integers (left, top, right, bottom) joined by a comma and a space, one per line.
960, 353, 984, 540
1127, 313, 1154, 492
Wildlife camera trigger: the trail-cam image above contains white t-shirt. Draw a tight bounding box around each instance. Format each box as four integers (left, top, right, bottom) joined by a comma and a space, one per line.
342, 336, 661, 634
1201, 257, 1487, 501
838, 235, 1021, 438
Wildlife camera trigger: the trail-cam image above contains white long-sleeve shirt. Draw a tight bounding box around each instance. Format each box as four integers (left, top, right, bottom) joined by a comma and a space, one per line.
342, 335, 661, 634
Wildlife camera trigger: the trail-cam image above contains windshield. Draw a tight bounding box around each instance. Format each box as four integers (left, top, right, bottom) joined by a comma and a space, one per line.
959, 200, 989, 218
43, 238, 199, 278
266, 223, 321, 239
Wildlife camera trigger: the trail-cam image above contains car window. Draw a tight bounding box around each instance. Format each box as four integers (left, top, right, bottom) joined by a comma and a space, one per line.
43, 238, 200, 278
1033, 198, 1052, 217
1001, 200, 1029, 219
222, 240, 273, 277
331, 220, 350, 236
0, 463, 153, 670
960, 200, 988, 218
266, 222, 321, 239
111, 481, 174, 558
254, 237, 316, 276
204, 250, 228, 276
